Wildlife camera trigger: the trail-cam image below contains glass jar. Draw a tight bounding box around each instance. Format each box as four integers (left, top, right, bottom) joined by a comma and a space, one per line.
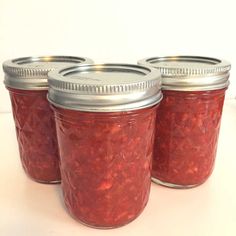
3, 56, 93, 183
138, 56, 231, 188
48, 64, 162, 228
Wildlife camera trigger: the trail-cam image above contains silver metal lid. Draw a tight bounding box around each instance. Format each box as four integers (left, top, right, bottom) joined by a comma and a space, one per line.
48, 64, 162, 112
138, 56, 231, 91
3, 56, 93, 90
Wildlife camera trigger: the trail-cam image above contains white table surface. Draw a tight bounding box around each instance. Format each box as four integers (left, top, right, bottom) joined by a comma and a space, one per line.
1, 99, 236, 236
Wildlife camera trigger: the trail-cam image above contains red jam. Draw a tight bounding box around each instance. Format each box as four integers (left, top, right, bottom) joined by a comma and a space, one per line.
53, 105, 157, 228
8, 88, 60, 183
152, 89, 226, 187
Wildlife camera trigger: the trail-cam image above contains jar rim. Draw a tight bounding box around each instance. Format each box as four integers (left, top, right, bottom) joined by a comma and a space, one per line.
3, 55, 94, 90
138, 56, 231, 91
48, 63, 162, 112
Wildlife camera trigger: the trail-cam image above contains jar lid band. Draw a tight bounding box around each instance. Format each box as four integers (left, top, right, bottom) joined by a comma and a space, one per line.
48, 64, 162, 112
138, 56, 231, 91
3, 56, 94, 90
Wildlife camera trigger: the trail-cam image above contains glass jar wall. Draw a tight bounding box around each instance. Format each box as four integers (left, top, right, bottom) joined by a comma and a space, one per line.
152, 89, 226, 187
53, 106, 157, 227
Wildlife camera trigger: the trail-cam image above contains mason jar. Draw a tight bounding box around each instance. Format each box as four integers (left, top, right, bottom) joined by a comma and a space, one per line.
138, 56, 231, 188
48, 64, 162, 228
3, 56, 93, 183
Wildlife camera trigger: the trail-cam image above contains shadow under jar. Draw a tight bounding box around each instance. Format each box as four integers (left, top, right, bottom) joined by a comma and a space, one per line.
138, 56, 231, 188
48, 64, 162, 228
3, 56, 93, 183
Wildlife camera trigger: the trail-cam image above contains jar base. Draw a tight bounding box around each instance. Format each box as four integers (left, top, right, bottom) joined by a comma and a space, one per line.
26, 174, 61, 184
65, 202, 147, 229
151, 177, 202, 189
33, 179, 61, 184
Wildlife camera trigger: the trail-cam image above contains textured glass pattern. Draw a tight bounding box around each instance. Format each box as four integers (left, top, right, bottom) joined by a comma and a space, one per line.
153, 89, 226, 187
53, 106, 157, 228
8, 88, 60, 183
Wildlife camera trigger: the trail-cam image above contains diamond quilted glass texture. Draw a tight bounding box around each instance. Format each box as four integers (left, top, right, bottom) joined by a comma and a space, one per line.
8, 88, 60, 183
152, 89, 226, 187
53, 105, 158, 228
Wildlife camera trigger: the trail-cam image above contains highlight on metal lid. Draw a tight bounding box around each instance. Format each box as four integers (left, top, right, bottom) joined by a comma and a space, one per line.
48, 63, 162, 112
3, 56, 94, 90
138, 56, 231, 91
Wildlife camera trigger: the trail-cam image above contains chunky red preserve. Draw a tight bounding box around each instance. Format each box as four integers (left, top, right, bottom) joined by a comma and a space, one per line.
152, 89, 226, 187
53, 105, 157, 228
8, 88, 60, 183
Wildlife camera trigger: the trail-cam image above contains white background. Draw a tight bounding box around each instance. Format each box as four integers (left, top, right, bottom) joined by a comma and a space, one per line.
0, 1, 236, 235
0, 0, 235, 112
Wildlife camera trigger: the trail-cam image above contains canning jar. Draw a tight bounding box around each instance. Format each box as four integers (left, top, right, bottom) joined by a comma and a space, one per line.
48, 64, 162, 228
138, 56, 231, 188
3, 56, 93, 183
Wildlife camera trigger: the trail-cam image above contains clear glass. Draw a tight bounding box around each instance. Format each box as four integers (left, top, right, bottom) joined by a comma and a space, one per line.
53, 105, 158, 228
152, 89, 226, 188
8, 88, 60, 183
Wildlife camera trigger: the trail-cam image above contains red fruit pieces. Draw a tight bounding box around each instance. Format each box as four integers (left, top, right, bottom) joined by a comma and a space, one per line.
152, 89, 226, 186
97, 181, 113, 191
54, 105, 158, 228
8, 88, 60, 183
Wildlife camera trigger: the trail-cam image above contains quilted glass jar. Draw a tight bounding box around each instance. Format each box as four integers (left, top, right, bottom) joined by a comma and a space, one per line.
3, 56, 93, 183
138, 56, 231, 188
48, 64, 162, 228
